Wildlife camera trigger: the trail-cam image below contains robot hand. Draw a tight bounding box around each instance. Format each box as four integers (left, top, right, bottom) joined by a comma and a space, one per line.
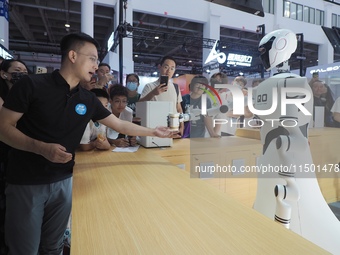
188, 106, 202, 121
178, 106, 201, 122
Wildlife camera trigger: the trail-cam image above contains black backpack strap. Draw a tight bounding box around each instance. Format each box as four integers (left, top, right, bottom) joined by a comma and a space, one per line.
173, 83, 179, 102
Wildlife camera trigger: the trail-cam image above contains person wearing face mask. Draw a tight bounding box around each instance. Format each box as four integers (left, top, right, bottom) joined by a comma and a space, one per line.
0, 59, 28, 254
125, 73, 141, 117
0, 59, 28, 109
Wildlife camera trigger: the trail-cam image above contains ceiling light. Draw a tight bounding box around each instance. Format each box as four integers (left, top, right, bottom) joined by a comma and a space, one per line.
155, 36, 159, 39
134, 54, 139, 57
188, 60, 192, 63
65, 23, 70, 28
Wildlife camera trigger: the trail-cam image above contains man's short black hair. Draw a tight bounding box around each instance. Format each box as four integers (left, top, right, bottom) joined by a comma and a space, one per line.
210, 72, 228, 88
98, 63, 111, 70
189, 75, 208, 92
160, 55, 177, 66
126, 73, 139, 84
109, 85, 128, 100
90, 88, 109, 101
60, 32, 99, 63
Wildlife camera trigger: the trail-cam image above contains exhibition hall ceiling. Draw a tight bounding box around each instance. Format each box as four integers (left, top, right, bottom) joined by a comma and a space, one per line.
7, 0, 324, 76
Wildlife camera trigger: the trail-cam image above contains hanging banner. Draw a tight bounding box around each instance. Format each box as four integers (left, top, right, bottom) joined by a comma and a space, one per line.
0, 0, 9, 22
0, 44, 12, 59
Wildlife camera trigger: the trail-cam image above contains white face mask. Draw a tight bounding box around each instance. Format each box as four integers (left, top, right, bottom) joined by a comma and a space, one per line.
126, 82, 138, 91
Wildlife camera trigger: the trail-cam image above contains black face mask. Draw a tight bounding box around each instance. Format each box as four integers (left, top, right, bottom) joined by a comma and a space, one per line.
9, 72, 28, 84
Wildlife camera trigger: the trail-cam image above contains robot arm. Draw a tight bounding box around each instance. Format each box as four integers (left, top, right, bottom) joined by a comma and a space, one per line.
179, 106, 201, 122
274, 176, 300, 229
179, 105, 229, 122
273, 134, 302, 229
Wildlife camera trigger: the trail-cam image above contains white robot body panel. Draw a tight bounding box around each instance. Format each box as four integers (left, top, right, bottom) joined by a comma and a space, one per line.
253, 74, 313, 145
253, 73, 340, 254
254, 140, 340, 254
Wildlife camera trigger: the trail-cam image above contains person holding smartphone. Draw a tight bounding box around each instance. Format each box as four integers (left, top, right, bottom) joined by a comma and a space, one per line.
139, 55, 183, 138
96, 62, 114, 91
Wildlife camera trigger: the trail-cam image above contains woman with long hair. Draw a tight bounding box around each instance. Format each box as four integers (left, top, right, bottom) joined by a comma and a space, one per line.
0, 59, 28, 254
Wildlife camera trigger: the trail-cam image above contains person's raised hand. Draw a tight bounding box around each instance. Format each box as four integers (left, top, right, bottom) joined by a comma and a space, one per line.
152, 83, 168, 96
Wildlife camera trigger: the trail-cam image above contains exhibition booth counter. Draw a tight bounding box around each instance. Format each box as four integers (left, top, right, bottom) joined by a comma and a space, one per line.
71, 143, 328, 254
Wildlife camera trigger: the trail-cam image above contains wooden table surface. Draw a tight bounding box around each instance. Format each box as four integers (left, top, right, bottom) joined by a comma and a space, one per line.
71, 147, 328, 254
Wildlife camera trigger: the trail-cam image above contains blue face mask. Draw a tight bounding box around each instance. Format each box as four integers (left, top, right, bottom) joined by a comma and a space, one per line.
126, 82, 138, 91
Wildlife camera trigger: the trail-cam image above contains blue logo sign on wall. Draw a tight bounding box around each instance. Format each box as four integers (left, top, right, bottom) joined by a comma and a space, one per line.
0, 0, 9, 21
75, 104, 87, 115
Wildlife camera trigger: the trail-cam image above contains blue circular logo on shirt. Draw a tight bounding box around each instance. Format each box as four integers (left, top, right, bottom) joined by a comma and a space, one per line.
75, 104, 87, 115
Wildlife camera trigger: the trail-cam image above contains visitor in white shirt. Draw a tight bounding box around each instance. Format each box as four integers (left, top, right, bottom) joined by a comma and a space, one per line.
107, 85, 137, 147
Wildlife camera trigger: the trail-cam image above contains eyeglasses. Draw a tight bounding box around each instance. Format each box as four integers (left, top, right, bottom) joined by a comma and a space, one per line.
113, 100, 128, 105
162, 64, 176, 71
77, 52, 100, 65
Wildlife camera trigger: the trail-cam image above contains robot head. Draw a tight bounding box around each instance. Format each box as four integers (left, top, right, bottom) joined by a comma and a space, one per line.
259, 29, 297, 71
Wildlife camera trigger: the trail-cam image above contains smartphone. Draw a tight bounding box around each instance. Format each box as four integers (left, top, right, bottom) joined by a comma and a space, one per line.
90, 74, 98, 83
160, 75, 168, 88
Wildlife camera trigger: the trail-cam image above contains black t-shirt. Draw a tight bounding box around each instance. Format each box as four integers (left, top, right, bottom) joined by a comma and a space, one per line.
3, 70, 111, 185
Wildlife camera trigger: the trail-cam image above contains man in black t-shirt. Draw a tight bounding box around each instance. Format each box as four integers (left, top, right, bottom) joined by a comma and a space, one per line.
0, 33, 172, 255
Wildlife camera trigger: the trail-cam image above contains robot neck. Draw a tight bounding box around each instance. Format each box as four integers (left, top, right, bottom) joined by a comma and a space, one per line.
275, 61, 290, 73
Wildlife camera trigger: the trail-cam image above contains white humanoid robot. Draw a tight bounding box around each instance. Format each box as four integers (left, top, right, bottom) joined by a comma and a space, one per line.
253, 29, 340, 254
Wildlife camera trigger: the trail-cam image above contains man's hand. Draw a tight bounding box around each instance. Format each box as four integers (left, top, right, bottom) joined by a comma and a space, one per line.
179, 122, 184, 137
129, 136, 138, 146
97, 73, 114, 87
112, 138, 130, 147
95, 136, 111, 150
152, 83, 168, 96
153, 126, 179, 138
40, 143, 73, 163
